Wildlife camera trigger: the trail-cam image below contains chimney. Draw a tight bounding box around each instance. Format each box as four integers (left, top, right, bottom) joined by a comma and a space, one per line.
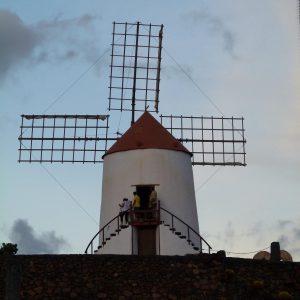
270, 242, 281, 262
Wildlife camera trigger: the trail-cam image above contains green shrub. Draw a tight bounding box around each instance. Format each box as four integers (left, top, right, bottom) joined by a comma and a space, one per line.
0, 243, 18, 255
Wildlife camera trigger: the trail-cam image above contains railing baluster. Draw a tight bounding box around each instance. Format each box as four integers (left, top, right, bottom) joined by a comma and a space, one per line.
117, 215, 120, 234
199, 237, 202, 253
159, 207, 211, 254
85, 206, 212, 254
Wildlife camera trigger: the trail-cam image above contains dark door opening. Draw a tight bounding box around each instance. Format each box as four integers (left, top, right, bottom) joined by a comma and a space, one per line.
137, 226, 156, 255
136, 185, 153, 209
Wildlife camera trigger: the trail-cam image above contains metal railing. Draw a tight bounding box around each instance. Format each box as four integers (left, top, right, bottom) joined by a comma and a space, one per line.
129, 202, 160, 226
160, 207, 212, 253
84, 213, 122, 254
85, 206, 212, 254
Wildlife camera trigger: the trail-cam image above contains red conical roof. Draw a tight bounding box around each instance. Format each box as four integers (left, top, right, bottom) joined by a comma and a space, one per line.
104, 111, 191, 157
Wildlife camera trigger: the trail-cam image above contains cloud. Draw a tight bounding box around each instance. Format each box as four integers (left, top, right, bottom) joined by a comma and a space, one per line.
186, 10, 238, 58
0, 9, 101, 81
223, 221, 236, 248
249, 219, 300, 260
36, 13, 97, 31
294, 228, 300, 239
9, 219, 69, 254
0, 10, 40, 80
277, 234, 289, 249
277, 220, 293, 229
207, 218, 300, 260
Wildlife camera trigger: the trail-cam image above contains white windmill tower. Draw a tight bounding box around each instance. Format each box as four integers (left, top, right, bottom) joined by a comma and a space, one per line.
18, 21, 246, 256
99, 111, 202, 255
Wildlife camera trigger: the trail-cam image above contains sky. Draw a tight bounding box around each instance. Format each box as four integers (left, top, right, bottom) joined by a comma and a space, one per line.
1, 1, 300, 260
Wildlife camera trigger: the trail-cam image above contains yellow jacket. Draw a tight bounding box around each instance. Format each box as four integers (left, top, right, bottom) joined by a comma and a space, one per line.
133, 195, 141, 208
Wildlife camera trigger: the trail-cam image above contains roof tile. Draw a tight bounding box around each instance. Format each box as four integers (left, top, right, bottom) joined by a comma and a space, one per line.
104, 111, 191, 157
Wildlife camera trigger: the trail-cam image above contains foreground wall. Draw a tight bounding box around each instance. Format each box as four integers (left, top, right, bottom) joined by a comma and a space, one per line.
1, 254, 300, 300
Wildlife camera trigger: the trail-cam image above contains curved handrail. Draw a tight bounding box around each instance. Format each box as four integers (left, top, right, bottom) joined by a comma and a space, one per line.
160, 207, 212, 253
84, 213, 121, 254
85, 206, 212, 254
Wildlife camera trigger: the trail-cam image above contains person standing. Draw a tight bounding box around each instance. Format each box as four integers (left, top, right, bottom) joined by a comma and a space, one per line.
119, 198, 130, 226
132, 192, 141, 221
132, 192, 141, 210
149, 187, 157, 209
148, 187, 157, 220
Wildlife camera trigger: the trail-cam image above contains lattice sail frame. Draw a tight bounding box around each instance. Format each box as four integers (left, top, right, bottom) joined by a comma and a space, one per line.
17, 22, 247, 167
160, 115, 246, 166
108, 22, 163, 118
18, 115, 117, 163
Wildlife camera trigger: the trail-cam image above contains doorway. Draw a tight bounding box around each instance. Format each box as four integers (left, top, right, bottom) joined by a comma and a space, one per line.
137, 226, 156, 255
136, 185, 153, 209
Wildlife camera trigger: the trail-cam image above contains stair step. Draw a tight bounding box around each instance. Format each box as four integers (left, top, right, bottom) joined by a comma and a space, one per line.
179, 236, 186, 239
175, 232, 181, 235
193, 247, 199, 251
187, 239, 191, 243
97, 246, 102, 249
115, 229, 121, 233
110, 233, 116, 237
106, 237, 111, 241
102, 242, 106, 245
164, 224, 170, 227
170, 228, 175, 232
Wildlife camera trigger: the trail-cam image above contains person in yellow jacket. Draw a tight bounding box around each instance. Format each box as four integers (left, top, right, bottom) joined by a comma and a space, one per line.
132, 191, 141, 221
132, 192, 141, 210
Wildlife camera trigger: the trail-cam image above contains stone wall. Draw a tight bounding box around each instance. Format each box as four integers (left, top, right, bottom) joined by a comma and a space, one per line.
0, 253, 300, 300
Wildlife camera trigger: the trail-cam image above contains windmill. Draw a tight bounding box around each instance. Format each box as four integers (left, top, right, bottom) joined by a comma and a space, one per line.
18, 21, 246, 255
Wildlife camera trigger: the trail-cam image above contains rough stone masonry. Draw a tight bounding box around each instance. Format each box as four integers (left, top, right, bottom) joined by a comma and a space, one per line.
0, 253, 300, 300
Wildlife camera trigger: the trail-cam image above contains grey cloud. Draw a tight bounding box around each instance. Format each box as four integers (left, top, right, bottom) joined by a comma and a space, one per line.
224, 221, 235, 239
32, 14, 101, 66
222, 221, 236, 249
187, 10, 238, 58
0, 10, 40, 80
223, 30, 235, 55
258, 219, 300, 259
77, 14, 97, 26
0, 9, 101, 81
64, 50, 78, 60
9, 219, 69, 254
277, 220, 293, 229
277, 234, 289, 249
36, 13, 98, 31
293, 228, 300, 239
246, 222, 262, 236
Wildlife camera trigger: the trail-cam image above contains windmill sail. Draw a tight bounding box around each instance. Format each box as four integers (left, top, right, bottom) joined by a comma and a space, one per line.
108, 22, 163, 122
160, 115, 246, 166
18, 115, 117, 163
18, 21, 246, 167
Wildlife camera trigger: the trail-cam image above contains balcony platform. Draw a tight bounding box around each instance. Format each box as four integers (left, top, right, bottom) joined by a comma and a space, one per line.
128, 209, 160, 226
